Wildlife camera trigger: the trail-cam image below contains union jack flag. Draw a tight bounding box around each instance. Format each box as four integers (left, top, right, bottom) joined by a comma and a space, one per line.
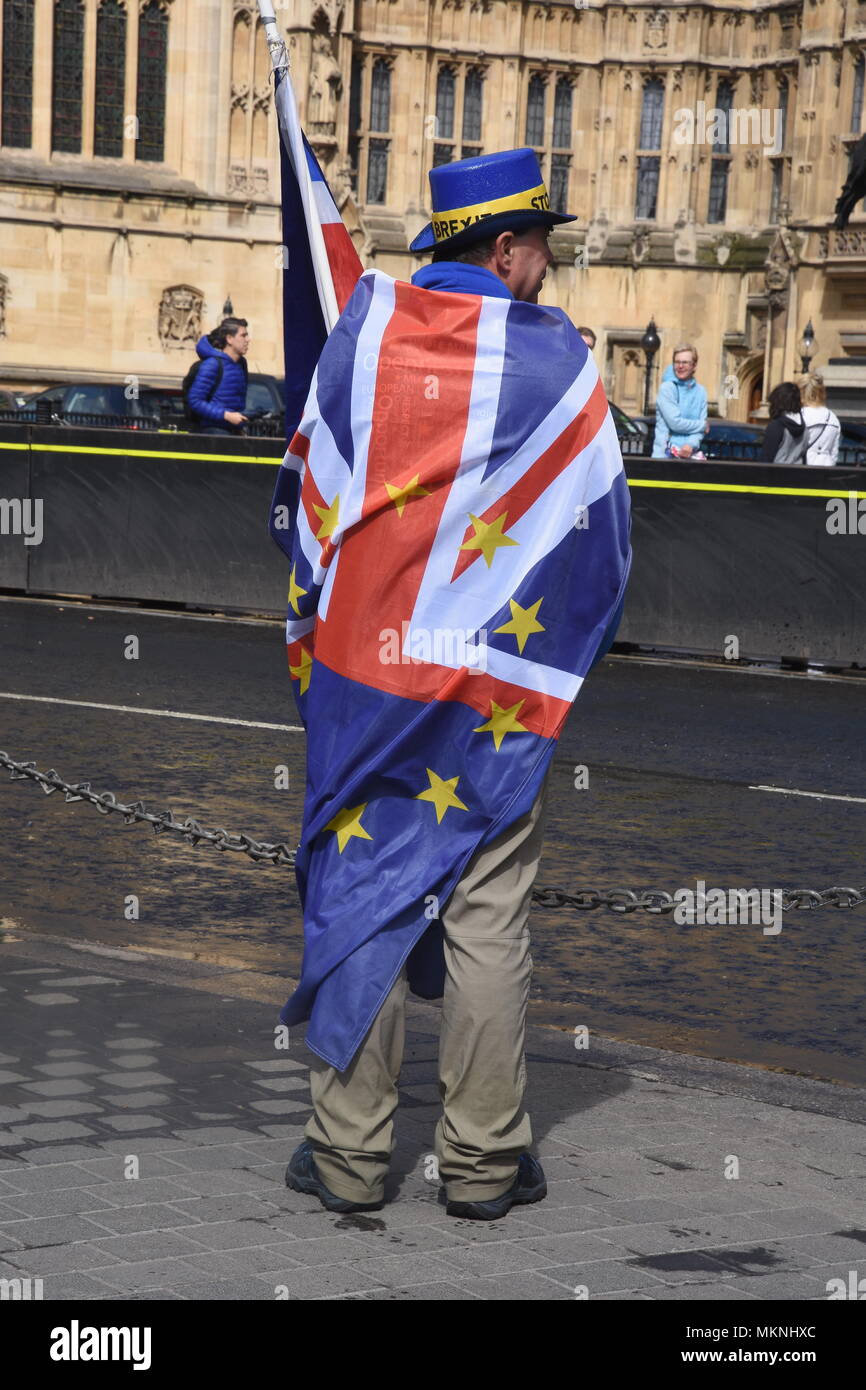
271, 41, 363, 429
269, 270, 631, 1071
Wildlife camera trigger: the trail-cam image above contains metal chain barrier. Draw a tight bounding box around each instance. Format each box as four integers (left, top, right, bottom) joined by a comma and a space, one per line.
2, 751, 864, 912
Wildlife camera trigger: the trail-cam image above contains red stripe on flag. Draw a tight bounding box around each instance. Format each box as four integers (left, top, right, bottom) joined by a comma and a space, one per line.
313, 282, 481, 697
321, 222, 364, 313
450, 376, 610, 582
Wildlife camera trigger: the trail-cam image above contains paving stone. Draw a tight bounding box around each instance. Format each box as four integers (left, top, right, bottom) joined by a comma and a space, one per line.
0, 1215, 113, 1246
23, 994, 80, 1006
0, 1163, 109, 1192
359, 1280, 481, 1300
90, 1259, 213, 1293
171, 1128, 262, 1146
22, 1101, 104, 1120
0, 1071, 27, 1085
181, 1246, 304, 1279
82, 1204, 202, 1236
5, 1122, 96, 1142
106, 1039, 161, 1050
84, 1178, 199, 1208
21, 1079, 94, 1098
538, 1259, 672, 1295
645, 1282, 761, 1300
252, 1077, 310, 1093
88, 1230, 210, 1262
452, 1271, 577, 1300
2, 1189, 122, 1218
168, 1194, 284, 1225
34, 1063, 103, 1078
5, 1244, 123, 1275
108, 1056, 160, 1070
98, 1114, 168, 1132
41, 1273, 119, 1300
169, 1220, 300, 1251
98, 1092, 171, 1111
333, 1252, 456, 1287
96, 1073, 174, 1090
46, 976, 122, 987
242, 1265, 385, 1299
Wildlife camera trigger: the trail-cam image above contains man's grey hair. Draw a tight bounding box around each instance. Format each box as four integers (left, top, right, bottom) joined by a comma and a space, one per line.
431, 233, 503, 266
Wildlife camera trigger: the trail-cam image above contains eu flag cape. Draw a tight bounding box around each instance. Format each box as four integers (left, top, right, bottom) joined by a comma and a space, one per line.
269, 268, 631, 1071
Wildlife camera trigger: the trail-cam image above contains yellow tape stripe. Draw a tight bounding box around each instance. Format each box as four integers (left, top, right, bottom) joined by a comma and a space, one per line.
2, 440, 864, 497
628, 478, 866, 499
19, 442, 282, 466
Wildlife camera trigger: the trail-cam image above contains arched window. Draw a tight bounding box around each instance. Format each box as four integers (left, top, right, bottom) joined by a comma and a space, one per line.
136, 0, 168, 162
369, 58, 390, 132
553, 77, 572, 148
51, 0, 85, 153
436, 67, 455, 140
638, 77, 664, 150
525, 73, 545, 147
462, 68, 483, 146
635, 78, 664, 218
777, 80, 788, 149
712, 80, 734, 153
852, 54, 865, 134
1, 0, 35, 148
708, 80, 733, 223
94, 0, 127, 157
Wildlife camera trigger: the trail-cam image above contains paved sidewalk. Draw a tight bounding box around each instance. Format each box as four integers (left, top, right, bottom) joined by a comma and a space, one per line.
1, 932, 864, 1302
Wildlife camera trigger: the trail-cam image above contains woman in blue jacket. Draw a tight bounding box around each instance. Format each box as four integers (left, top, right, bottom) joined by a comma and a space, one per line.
188, 317, 250, 434
652, 343, 708, 458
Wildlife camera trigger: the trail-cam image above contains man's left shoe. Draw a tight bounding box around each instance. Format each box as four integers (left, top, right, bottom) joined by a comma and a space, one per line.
285, 1140, 384, 1214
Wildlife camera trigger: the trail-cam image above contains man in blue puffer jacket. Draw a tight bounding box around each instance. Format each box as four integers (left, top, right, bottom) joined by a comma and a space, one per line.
652, 342, 708, 458
188, 316, 250, 434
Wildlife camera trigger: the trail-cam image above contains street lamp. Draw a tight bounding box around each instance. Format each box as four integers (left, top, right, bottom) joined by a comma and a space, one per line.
799, 318, 816, 372
223, 295, 234, 318
641, 317, 661, 415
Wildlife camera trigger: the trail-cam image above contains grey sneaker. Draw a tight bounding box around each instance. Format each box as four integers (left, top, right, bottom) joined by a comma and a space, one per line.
285, 1140, 384, 1214
446, 1153, 547, 1220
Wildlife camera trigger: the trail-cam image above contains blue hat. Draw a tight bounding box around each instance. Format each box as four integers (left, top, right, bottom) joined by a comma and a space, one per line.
410, 147, 577, 254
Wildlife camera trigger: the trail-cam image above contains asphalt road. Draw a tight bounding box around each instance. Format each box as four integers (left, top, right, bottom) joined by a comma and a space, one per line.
1, 596, 864, 1085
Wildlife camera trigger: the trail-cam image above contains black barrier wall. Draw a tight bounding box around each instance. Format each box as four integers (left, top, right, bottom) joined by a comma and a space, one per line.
1, 426, 864, 665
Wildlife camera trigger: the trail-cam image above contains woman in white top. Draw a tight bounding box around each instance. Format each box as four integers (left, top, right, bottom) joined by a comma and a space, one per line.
797, 373, 841, 467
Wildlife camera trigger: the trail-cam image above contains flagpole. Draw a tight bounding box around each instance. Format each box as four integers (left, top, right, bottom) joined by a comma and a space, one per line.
256, 0, 340, 331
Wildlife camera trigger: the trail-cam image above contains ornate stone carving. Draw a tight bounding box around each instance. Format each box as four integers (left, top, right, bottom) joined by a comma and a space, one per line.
644, 10, 668, 50
158, 285, 203, 349
307, 31, 343, 133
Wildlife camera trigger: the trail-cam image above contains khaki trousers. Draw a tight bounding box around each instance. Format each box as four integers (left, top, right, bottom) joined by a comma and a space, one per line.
303, 774, 549, 1204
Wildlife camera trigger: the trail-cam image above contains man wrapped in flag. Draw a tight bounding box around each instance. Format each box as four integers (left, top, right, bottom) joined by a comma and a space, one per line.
269, 146, 632, 1220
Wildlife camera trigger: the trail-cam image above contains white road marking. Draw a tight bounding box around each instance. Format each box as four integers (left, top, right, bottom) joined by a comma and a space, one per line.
0, 691, 303, 733
749, 784, 866, 805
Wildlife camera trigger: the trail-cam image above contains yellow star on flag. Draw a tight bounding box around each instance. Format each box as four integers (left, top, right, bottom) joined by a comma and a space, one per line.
494, 597, 545, 654
289, 646, 312, 695
385, 474, 430, 518
460, 512, 518, 568
325, 803, 372, 853
313, 493, 340, 541
473, 699, 530, 751
415, 769, 469, 824
287, 565, 308, 616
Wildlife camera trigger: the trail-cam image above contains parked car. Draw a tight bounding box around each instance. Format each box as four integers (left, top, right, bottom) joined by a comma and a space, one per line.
702, 422, 764, 460
18, 383, 162, 429
609, 401, 649, 455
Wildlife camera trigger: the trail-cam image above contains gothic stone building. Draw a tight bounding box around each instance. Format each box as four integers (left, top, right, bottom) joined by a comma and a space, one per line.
1, 0, 865, 419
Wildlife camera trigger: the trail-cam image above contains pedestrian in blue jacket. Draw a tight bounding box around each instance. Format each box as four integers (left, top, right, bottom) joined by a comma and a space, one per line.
652, 343, 708, 458
188, 317, 250, 434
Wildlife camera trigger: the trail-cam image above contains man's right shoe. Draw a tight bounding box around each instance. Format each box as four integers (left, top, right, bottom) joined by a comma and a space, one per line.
285, 1140, 384, 1214
445, 1152, 547, 1221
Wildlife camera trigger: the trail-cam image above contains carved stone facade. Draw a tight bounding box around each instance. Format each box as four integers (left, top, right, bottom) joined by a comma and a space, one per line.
0, 0, 865, 417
